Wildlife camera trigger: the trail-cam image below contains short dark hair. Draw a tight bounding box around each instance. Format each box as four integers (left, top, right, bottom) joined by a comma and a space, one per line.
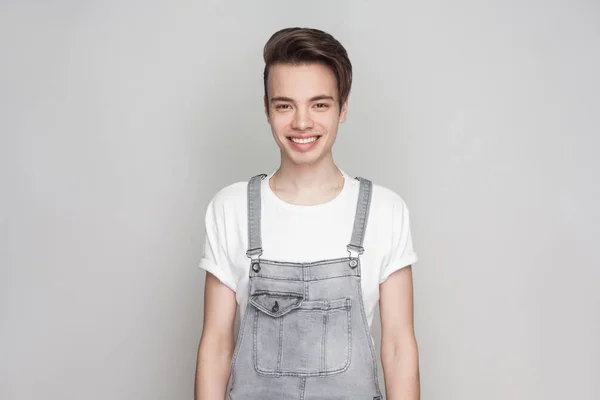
263, 27, 352, 111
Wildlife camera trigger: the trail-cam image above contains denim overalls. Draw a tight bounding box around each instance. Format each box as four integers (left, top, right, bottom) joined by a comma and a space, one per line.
228, 174, 383, 400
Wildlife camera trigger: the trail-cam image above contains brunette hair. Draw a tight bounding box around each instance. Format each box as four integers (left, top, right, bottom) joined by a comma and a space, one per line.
263, 27, 352, 111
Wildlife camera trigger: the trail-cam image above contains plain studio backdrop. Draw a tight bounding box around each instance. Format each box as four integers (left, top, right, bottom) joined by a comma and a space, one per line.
1, 1, 599, 399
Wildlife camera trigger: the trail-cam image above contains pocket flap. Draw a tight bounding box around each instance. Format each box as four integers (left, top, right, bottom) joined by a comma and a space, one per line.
249, 293, 303, 317
249, 277, 305, 317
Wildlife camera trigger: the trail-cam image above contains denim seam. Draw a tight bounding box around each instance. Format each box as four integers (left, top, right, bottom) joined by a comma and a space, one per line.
349, 178, 372, 251
307, 273, 361, 281
250, 273, 360, 282
255, 257, 353, 267
299, 377, 306, 400
356, 276, 383, 397
246, 177, 258, 257
251, 289, 304, 297
344, 300, 353, 374
293, 306, 347, 312
321, 310, 327, 375
303, 266, 309, 301
246, 174, 267, 258
277, 315, 284, 375
253, 359, 350, 378
251, 274, 305, 282
252, 308, 259, 374
229, 296, 251, 389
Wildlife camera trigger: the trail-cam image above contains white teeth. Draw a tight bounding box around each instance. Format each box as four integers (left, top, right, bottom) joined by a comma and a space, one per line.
290, 136, 318, 144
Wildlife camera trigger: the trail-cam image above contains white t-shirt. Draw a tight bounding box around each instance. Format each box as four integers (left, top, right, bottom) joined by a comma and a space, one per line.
198, 169, 418, 329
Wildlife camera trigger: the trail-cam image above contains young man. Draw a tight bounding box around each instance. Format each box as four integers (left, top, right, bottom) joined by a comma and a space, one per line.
195, 28, 419, 400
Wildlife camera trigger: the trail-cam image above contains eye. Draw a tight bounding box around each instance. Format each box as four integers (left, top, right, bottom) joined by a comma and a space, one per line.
275, 104, 291, 110
314, 103, 329, 109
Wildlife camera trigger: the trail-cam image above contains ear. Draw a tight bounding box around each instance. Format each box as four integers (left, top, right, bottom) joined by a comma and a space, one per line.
264, 95, 271, 123
338, 100, 348, 123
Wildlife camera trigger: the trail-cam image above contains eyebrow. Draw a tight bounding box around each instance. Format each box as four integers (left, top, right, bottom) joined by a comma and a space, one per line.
270, 95, 335, 103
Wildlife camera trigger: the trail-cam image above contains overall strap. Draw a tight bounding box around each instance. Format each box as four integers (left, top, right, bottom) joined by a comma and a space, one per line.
347, 177, 373, 257
246, 174, 267, 260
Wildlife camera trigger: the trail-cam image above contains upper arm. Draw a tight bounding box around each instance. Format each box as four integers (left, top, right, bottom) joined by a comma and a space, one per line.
378, 192, 418, 345
379, 265, 415, 346
379, 196, 418, 284
198, 194, 240, 343
200, 271, 237, 345
198, 197, 239, 292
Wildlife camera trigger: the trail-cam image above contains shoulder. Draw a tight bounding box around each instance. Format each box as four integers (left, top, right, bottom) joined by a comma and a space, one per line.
366, 181, 414, 244
211, 181, 247, 204
369, 180, 410, 212
342, 172, 409, 212
205, 180, 248, 218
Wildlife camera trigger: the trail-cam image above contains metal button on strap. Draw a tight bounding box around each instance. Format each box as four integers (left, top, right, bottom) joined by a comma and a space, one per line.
252, 262, 260, 272
349, 259, 358, 268
272, 301, 279, 313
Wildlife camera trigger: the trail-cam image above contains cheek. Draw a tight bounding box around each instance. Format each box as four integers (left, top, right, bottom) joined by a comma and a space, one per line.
314, 113, 339, 130
269, 113, 290, 130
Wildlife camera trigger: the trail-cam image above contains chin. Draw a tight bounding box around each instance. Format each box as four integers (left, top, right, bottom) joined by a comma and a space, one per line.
285, 149, 329, 166
289, 156, 320, 166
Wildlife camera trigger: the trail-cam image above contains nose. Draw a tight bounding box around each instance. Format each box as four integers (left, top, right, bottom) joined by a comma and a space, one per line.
291, 108, 314, 130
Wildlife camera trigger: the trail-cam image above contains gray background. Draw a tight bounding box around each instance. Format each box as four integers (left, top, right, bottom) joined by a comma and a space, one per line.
1, 1, 599, 399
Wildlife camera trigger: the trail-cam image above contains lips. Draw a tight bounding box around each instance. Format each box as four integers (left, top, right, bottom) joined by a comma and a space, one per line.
285, 135, 322, 152
287, 135, 322, 143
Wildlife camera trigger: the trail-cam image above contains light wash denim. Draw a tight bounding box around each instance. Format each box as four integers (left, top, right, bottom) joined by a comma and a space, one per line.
228, 174, 383, 400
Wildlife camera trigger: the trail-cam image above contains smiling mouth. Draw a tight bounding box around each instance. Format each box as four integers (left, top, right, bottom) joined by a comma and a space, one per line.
288, 135, 322, 144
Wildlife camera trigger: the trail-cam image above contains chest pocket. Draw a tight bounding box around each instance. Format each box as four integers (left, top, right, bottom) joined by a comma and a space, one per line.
249, 276, 352, 377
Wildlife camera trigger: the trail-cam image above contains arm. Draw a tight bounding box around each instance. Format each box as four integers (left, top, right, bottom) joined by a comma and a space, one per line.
379, 265, 420, 400
194, 272, 238, 400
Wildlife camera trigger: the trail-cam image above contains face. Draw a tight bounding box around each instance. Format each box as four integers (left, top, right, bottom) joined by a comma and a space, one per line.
265, 63, 348, 166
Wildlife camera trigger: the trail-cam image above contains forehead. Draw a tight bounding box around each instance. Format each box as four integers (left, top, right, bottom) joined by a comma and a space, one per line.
267, 63, 338, 100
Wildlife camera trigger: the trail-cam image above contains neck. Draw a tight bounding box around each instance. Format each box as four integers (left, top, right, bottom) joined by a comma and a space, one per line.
270, 154, 345, 206
275, 154, 341, 190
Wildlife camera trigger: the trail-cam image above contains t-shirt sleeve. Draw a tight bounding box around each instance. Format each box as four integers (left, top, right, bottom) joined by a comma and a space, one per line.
379, 197, 418, 284
198, 198, 238, 292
